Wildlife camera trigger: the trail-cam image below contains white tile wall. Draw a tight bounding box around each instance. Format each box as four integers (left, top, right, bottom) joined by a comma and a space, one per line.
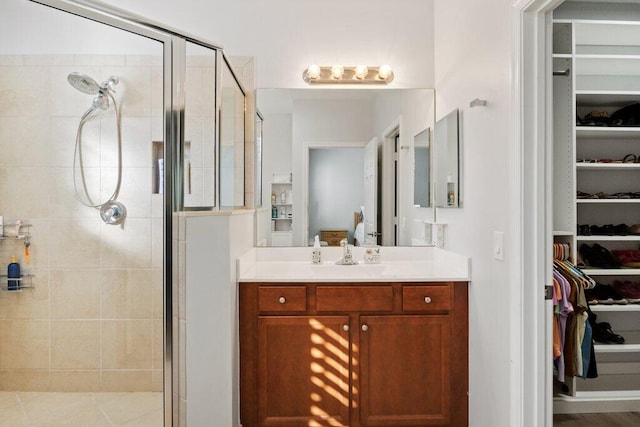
0, 55, 163, 392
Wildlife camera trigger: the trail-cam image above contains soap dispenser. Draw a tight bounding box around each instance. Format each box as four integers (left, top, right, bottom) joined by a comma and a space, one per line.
7, 255, 20, 291
312, 235, 322, 264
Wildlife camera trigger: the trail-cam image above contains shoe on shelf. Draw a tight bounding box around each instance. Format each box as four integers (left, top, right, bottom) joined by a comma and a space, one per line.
583, 111, 611, 126
577, 224, 591, 236
614, 224, 630, 235
580, 243, 622, 269
590, 225, 614, 235
612, 281, 640, 303
629, 224, 640, 235
593, 321, 625, 344
611, 250, 640, 268
586, 284, 628, 305
577, 191, 596, 199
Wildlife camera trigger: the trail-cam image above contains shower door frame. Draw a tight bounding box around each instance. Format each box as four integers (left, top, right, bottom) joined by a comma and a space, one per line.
24, 1, 225, 425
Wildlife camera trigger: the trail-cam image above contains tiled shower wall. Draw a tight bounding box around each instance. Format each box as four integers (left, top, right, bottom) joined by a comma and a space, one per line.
0, 54, 164, 392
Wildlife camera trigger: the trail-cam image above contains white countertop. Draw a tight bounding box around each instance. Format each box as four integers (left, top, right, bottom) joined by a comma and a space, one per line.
237, 246, 470, 283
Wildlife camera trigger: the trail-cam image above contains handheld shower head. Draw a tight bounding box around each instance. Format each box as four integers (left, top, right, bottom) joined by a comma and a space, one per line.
67, 72, 100, 95
92, 93, 109, 110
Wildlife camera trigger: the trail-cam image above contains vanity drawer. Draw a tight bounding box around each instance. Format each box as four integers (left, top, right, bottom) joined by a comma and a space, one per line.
323, 237, 344, 247
402, 284, 452, 312
321, 229, 348, 246
316, 286, 393, 312
259, 286, 307, 312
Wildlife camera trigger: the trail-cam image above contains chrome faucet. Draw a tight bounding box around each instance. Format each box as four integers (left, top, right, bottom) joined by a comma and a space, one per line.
336, 239, 358, 265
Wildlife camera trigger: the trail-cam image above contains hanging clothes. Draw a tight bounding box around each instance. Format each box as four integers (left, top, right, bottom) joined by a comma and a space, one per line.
552, 243, 598, 385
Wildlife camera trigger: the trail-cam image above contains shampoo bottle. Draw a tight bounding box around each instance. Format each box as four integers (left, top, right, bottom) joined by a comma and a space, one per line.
312, 235, 322, 264
7, 255, 20, 291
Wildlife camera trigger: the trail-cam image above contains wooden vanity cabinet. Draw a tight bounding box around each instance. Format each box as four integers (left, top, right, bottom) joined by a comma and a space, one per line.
239, 281, 468, 427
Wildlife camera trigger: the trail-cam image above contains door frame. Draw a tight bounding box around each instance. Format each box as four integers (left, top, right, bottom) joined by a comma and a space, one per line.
380, 119, 401, 246
302, 141, 367, 246
513, 0, 566, 426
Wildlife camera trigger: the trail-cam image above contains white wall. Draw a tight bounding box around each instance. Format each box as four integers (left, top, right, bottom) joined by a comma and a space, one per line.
309, 148, 364, 243
434, 1, 515, 426
0, 0, 162, 54
96, 0, 435, 88
182, 211, 254, 427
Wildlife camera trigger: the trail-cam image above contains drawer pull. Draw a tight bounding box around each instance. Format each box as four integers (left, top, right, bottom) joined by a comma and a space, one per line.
278, 296, 286, 304
361, 324, 369, 332
424, 296, 432, 304
343, 324, 349, 332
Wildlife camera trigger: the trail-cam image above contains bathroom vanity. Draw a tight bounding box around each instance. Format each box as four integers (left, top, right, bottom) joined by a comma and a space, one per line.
238, 247, 469, 427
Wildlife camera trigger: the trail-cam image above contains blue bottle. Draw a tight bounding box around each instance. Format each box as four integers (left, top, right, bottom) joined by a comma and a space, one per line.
7, 256, 20, 291
272, 206, 278, 219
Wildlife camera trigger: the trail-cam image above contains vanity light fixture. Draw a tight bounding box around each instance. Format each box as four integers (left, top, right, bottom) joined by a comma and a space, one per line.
354, 65, 369, 80
303, 64, 394, 85
331, 64, 344, 79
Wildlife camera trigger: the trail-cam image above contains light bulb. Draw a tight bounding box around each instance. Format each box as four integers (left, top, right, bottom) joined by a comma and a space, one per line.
307, 64, 321, 79
378, 64, 393, 80
331, 64, 344, 79
354, 65, 368, 80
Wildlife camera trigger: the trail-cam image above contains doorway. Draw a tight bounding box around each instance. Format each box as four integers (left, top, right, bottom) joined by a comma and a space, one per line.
308, 147, 365, 245
519, 0, 640, 426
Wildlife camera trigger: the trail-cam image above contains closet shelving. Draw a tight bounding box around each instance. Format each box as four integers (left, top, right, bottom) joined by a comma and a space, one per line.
270, 175, 293, 247
553, 16, 640, 412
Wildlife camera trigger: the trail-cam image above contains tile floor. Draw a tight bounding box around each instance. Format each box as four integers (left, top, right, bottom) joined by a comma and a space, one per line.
0, 391, 163, 426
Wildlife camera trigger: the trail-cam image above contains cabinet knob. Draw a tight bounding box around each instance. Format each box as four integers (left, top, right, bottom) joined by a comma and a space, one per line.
424, 296, 432, 304
278, 296, 286, 304
361, 324, 369, 332
343, 324, 349, 332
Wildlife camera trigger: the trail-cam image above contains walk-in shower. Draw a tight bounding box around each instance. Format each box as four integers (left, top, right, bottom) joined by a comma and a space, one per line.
68, 72, 127, 225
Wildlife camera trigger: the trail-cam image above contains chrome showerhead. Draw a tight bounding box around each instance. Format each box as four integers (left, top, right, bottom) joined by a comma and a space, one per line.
67, 72, 100, 95
92, 93, 109, 110
101, 76, 119, 91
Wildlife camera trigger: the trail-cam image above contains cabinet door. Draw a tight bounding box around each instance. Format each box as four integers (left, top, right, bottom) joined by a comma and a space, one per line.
358, 315, 452, 426
258, 315, 351, 427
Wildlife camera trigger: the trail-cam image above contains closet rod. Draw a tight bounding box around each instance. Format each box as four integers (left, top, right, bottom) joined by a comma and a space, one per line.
553, 69, 570, 76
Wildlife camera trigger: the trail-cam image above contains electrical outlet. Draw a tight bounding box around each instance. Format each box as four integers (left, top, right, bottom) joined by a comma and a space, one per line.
435, 224, 445, 247
493, 231, 504, 261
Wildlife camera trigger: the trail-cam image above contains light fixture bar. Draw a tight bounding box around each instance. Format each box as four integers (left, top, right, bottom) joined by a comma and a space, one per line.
302, 65, 394, 85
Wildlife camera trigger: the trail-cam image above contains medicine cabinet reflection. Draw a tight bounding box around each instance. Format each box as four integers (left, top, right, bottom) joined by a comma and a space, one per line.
413, 128, 431, 208
434, 109, 460, 208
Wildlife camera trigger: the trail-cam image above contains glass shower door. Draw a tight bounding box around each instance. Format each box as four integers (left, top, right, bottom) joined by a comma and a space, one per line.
0, 1, 168, 425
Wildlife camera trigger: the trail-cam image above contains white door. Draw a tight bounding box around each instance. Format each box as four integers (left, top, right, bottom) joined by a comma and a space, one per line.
363, 137, 378, 244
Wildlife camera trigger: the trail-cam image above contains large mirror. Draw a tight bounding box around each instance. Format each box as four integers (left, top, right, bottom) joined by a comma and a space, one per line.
256, 88, 435, 247
434, 109, 460, 208
413, 128, 431, 208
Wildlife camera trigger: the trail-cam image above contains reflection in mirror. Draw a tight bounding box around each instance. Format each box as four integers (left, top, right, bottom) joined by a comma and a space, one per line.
255, 111, 264, 207
256, 88, 435, 247
184, 42, 217, 208
434, 109, 460, 208
220, 58, 245, 208
413, 129, 431, 208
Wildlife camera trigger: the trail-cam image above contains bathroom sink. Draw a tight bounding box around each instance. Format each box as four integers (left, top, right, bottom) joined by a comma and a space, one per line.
307, 263, 388, 278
